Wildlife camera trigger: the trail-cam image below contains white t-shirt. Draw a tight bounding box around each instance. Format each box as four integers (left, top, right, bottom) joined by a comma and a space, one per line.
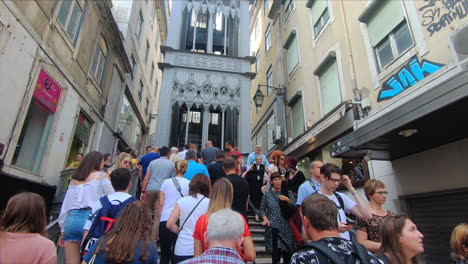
160, 177, 190, 222
174, 194, 210, 256
318, 191, 356, 240
83, 192, 133, 230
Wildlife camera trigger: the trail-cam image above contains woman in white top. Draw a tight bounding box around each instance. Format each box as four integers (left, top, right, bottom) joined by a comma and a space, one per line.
167, 174, 211, 263
58, 151, 114, 264
158, 160, 191, 264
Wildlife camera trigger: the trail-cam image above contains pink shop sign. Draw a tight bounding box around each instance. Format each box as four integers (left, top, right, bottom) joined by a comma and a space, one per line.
33, 69, 62, 113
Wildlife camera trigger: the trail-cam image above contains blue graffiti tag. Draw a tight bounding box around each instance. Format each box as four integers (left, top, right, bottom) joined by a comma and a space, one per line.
377, 56, 444, 102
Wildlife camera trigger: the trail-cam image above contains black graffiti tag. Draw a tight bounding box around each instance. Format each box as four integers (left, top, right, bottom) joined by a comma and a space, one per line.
419, 0, 468, 36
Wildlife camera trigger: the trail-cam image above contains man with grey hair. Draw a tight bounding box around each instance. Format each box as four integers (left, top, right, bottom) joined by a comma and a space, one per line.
246, 145, 270, 166
201, 140, 220, 165
180, 209, 246, 264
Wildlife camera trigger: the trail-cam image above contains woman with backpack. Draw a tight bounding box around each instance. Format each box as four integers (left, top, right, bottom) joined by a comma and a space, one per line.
58, 151, 115, 264
83, 201, 158, 264
0, 192, 56, 264
260, 172, 296, 264
158, 160, 191, 264
193, 178, 256, 262
166, 174, 211, 263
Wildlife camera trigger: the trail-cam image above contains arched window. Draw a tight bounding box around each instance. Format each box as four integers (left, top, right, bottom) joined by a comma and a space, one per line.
90, 34, 108, 85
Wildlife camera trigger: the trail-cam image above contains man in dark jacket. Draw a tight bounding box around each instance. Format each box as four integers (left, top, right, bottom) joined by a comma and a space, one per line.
207, 150, 227, 185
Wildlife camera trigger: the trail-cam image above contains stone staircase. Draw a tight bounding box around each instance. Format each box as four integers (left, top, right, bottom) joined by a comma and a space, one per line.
246, 214, 272, 264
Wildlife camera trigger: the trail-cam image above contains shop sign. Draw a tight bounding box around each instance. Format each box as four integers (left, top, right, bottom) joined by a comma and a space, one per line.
33, 69, 62, 112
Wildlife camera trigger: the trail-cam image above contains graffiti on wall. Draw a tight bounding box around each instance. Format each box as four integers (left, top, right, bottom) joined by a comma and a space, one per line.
377, 56, 444, 102
419, 0, 468, 36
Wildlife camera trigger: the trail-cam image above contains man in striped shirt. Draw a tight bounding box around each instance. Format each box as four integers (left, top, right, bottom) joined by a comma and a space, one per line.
180, 209, 246, 264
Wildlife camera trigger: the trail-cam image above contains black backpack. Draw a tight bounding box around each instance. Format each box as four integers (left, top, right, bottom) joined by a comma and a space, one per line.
81, 196, 137, 256
304, 241, 371, 264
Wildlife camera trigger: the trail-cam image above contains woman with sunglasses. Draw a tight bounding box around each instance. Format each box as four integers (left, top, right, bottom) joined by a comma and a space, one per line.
379, 215, 424, 264
356, 179, 395, 252
108, 152, 132, 174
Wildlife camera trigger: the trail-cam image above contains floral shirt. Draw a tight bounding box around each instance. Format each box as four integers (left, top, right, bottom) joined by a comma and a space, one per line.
291, 237, 383, 264
356, 211, 395, 242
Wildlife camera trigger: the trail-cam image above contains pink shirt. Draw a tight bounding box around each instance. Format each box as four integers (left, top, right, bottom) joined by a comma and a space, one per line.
0, 232, 57, 264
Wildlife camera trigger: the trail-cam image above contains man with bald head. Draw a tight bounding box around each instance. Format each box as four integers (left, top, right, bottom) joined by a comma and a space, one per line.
201, 140, 220, 166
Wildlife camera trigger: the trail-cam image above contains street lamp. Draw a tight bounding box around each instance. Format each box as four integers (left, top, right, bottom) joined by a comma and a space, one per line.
252, 84, 286, 108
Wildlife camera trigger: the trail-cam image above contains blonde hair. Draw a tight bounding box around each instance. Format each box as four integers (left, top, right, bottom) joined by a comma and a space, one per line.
363, 179, 385, 201
110, 152, 132, 171
207, 178, 233, 216
451, 223, 468, 260
175, 160, 188, 176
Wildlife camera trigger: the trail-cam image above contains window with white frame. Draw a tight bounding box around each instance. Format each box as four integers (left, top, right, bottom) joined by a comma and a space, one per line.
57, 0, 84, 44
266, 65, 273, 96
286, 34, 299, 76
136, 10, 143, 39
266, 114, 275, 150
318, 60, 342, 115
130, 55, 136, 79
145, 41, 150, 63
265, 24, 272, 52
255, 50, 261, 73
150, 6, 156, 26
285, 0, 295, 21
150, 63, 155, 82
264, 0, 270, 15
138, 80, 144, 101
310, 0, 330, 37
291, 98, 304, 138
90, 35, 108, 85
364, 1, 413, 71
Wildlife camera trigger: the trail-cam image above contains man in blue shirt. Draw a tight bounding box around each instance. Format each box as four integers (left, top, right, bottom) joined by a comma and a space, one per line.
296, 160, 324, 206
184, 150, 210, 180
139, 145, 160, 181
246, 145, 270, 166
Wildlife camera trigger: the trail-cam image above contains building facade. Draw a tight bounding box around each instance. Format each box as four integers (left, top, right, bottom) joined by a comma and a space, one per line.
0, 0, 167, 207
154, 0, 254, 152
250, 0, 468, 262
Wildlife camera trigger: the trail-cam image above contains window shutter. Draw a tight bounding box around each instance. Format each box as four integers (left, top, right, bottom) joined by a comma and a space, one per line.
367, 0, 405, 46
319, 61, 341, 114
287, 36, 299, 75
310, 0, 328, 26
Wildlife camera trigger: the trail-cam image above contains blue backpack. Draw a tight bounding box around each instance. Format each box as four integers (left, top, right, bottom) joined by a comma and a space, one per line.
82, 196, 137, 256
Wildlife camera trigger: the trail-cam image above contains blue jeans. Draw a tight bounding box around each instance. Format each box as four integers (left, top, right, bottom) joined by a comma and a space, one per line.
63, 208, 90, 242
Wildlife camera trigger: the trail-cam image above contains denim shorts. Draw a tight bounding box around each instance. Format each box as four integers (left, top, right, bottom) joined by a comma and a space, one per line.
63, 208, 90, 242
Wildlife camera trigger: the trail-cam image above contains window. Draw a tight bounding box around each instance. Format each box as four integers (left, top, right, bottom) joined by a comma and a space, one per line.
265, 24, 271, 52
57, 0, 84, 44
285, 0, 295, 21
286, 34, 299, 75
291, 98, 304, 138
12, 98, 54, 173
266, 115, 275, 150
130, 55, 136, 79
214, 12, 223, 31
150, 63, 155, 81
90, 35, 108, 85
150, 6, 156, 26
264, 0, 270, 15
191, 10, 208, 28
254, 17, 260, 40
318, 60, 342, 115
145, 40, 150, 63
138, 80, 144, 101
266, 65, 273, 96
256, 132, 263, 148
136, 10, 143, 39
374, 22, 413, 70
255, 50, 261, 73
65, 112, 93, 167
145, 98, 149, 115
364, 1, 413, 71
310, 0, 330, 37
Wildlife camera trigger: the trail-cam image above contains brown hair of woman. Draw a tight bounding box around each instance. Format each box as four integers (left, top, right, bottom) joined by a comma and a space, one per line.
207, 178, 233, 216
72, 151, 104, 181
95, 201, 152, 263
0, 192, 47, 236
189, 174, 211, 198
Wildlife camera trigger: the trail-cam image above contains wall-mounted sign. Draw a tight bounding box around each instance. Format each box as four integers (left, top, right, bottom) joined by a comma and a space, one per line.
377, 56, 444, 102
33, 69, 62, 112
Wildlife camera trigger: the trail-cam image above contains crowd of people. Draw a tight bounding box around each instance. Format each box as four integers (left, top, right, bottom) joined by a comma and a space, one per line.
0, 141, 467, 264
